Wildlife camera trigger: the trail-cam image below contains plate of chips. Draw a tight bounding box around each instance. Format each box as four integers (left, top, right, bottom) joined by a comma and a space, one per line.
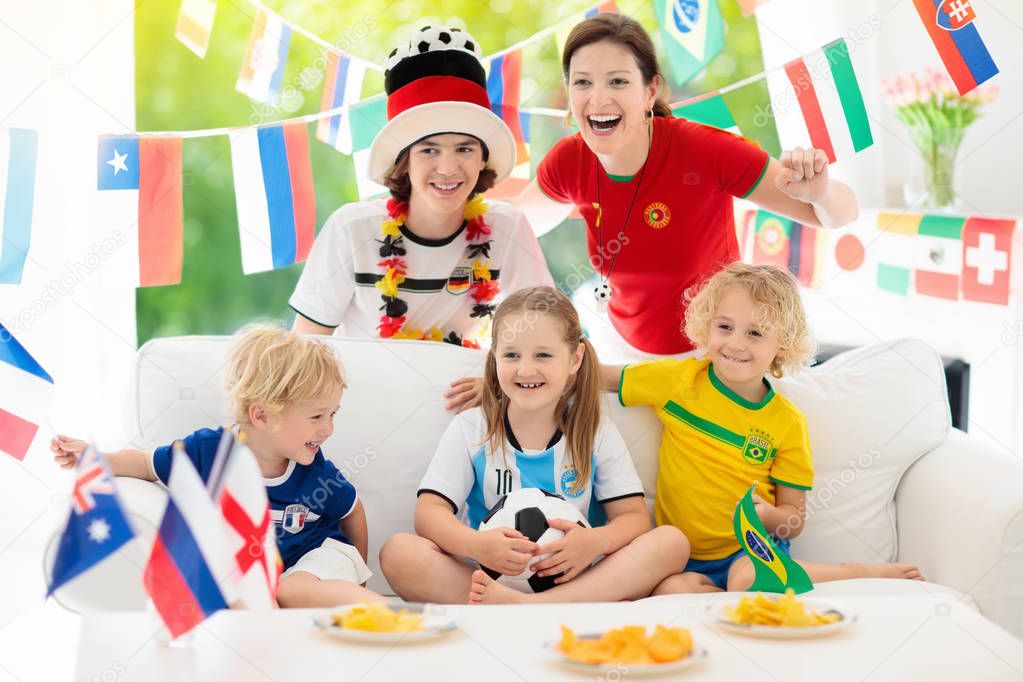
547, 625, 708, 677
713, 590, 855, 638
312, 601, 457, 644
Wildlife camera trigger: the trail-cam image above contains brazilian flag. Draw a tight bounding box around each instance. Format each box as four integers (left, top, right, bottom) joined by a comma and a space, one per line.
733, 485, 813, 593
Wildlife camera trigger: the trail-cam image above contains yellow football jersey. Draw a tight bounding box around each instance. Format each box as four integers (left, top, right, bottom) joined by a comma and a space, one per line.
619, 357, 813, 560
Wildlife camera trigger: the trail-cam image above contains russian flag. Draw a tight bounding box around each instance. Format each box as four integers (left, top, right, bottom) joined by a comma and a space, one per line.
486, 51, 529, 165
229, 123, 315, 274
913, 0, 998, 95
0, 128, 39, 285
0, 322, 53, 461
144, 444, 235, 639
96, 135, 183, 287
315, 53, 367, 155
236, 9, 291, 103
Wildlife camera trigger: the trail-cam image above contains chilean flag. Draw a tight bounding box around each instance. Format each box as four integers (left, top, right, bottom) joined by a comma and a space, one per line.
144, 444, 236, 638
229, 123, 315, 274
47, 446, 135, 596
912, 0, 998, 95
0, 322, 53, 461
96, 135, 183, 287
487, 51, 529, 165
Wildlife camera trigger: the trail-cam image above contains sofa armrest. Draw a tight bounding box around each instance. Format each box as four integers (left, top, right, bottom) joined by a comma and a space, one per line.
895, 428, 1023, 638
44, 477, 166, 613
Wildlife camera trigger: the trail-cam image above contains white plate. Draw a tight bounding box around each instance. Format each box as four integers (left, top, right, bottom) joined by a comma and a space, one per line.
546, 636, 709, 677
312, 602, 458, 644
712, 597, 856, 638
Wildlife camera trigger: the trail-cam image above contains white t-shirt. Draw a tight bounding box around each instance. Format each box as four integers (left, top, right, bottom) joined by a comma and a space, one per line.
418, 408, 645, 529
289, 198, 553, 342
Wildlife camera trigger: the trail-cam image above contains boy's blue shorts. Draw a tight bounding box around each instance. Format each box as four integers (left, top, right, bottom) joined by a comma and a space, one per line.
684, 538, 792, 590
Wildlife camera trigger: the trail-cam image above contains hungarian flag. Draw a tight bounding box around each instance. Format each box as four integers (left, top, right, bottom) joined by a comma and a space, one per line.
765, 39, 872, 164
229, 123, 315, 274
236, 9, 291, 103
96, 135, 183, 287
876, 212, 964, 300
653, 0, 724, 87
0, 127, 38, 285
749, 210, 826, 288
912, 0, 998, 95
315, 52, 368, 155
734, 485, 813, 594
175, 0, 217, 59
486, 50, 530, 165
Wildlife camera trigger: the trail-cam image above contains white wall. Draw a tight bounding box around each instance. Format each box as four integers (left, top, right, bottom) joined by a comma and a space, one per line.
0, 1, 136, 677
754, 0, 1023, 457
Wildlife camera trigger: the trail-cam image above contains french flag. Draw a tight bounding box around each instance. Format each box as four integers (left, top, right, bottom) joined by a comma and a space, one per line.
96, 135, 183, 287
229, 122, 315, 274
487, 50, 530, 165
913, 0, 998, 95
144, 444, 236, 639
236, 9, 291, 103
0, 128, 38, 285
0, 322, 53, 461
315, 52, 368, 154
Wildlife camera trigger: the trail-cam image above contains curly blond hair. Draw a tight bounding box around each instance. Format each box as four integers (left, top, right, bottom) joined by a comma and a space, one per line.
225, 325, 346, 425
684, 263, 817, 377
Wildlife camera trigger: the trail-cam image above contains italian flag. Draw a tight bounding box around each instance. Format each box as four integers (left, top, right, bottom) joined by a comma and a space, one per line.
765, 39, 873, 164
875, 212, 965, 300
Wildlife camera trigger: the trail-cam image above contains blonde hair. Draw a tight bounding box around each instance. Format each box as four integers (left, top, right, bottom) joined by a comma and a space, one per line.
225, 325, 346, 424
481, 287, 602, 494
684, 264, 817, 377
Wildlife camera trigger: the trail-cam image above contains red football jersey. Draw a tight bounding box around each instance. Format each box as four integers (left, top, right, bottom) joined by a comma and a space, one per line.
538, 117, 769, 354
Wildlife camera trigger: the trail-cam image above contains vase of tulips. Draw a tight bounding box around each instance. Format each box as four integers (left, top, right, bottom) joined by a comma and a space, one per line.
882, 69, 998, 210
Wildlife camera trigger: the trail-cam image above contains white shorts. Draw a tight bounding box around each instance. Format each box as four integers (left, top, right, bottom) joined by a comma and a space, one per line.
281, 538, 374, 585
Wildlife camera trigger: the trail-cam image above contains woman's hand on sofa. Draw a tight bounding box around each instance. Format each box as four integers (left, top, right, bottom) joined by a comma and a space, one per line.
444, 377, 483, 413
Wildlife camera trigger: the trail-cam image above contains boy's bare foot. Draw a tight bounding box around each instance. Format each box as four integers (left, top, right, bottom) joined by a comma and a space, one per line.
468, 570, 531, 605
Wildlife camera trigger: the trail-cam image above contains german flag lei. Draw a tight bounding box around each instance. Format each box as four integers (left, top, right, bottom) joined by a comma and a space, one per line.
375, 195, 499, 348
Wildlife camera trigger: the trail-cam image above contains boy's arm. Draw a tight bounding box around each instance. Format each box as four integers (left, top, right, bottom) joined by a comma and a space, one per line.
339, 498, 369, 562
601, 364, 625, 393
51, 435, 156, 481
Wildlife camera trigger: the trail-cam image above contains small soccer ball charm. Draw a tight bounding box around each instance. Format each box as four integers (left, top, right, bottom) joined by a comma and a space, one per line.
593, 281, 611, 313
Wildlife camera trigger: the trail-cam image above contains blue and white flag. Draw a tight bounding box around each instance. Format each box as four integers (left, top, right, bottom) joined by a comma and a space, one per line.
0, 128, 39, 284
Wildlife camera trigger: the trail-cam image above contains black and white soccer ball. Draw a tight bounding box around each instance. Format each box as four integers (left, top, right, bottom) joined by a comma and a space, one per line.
477, 487, 589, 593
594, 282, 612, 302
383, 26, 481, 73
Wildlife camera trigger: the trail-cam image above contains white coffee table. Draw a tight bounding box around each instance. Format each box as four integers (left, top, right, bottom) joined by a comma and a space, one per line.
74, 580, 1023, 681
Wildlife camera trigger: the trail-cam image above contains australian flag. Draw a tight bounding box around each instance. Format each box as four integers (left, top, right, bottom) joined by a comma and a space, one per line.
47, 445, 135, 596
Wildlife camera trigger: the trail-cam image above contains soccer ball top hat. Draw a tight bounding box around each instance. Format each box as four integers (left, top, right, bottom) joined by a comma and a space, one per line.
367, 26, 516, 185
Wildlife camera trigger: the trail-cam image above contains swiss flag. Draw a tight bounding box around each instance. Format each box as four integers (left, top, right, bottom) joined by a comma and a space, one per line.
962, 217, 1014, 305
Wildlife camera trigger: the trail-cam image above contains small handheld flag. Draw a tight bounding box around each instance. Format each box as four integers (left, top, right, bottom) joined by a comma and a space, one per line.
47, 446, 135, 596
0, 322, 54, 461
912, 0, 998, 95
733, 484, 813, 594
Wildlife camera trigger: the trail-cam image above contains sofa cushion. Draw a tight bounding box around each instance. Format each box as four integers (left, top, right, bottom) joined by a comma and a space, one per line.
777, 338, 951, 563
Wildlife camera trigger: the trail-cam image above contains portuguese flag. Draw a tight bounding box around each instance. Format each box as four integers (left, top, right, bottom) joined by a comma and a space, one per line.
751, 209, 826, 288
733, 485, 813, 594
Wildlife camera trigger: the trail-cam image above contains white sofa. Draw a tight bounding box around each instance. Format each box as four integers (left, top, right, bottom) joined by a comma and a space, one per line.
44, 335, 1023, 638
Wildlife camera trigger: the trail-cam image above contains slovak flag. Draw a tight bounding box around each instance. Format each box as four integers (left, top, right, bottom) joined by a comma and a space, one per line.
487, 50, 529, 166
47, 446, 135, 596
206, 429, 281, 608
229, 122, 315, 274
315, 52, 368, 155
144, 443, 236, 638
96, 135, 183, 287
912, 0, 998, 95
236, 9, 291, 103
0, 322, 53, 461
